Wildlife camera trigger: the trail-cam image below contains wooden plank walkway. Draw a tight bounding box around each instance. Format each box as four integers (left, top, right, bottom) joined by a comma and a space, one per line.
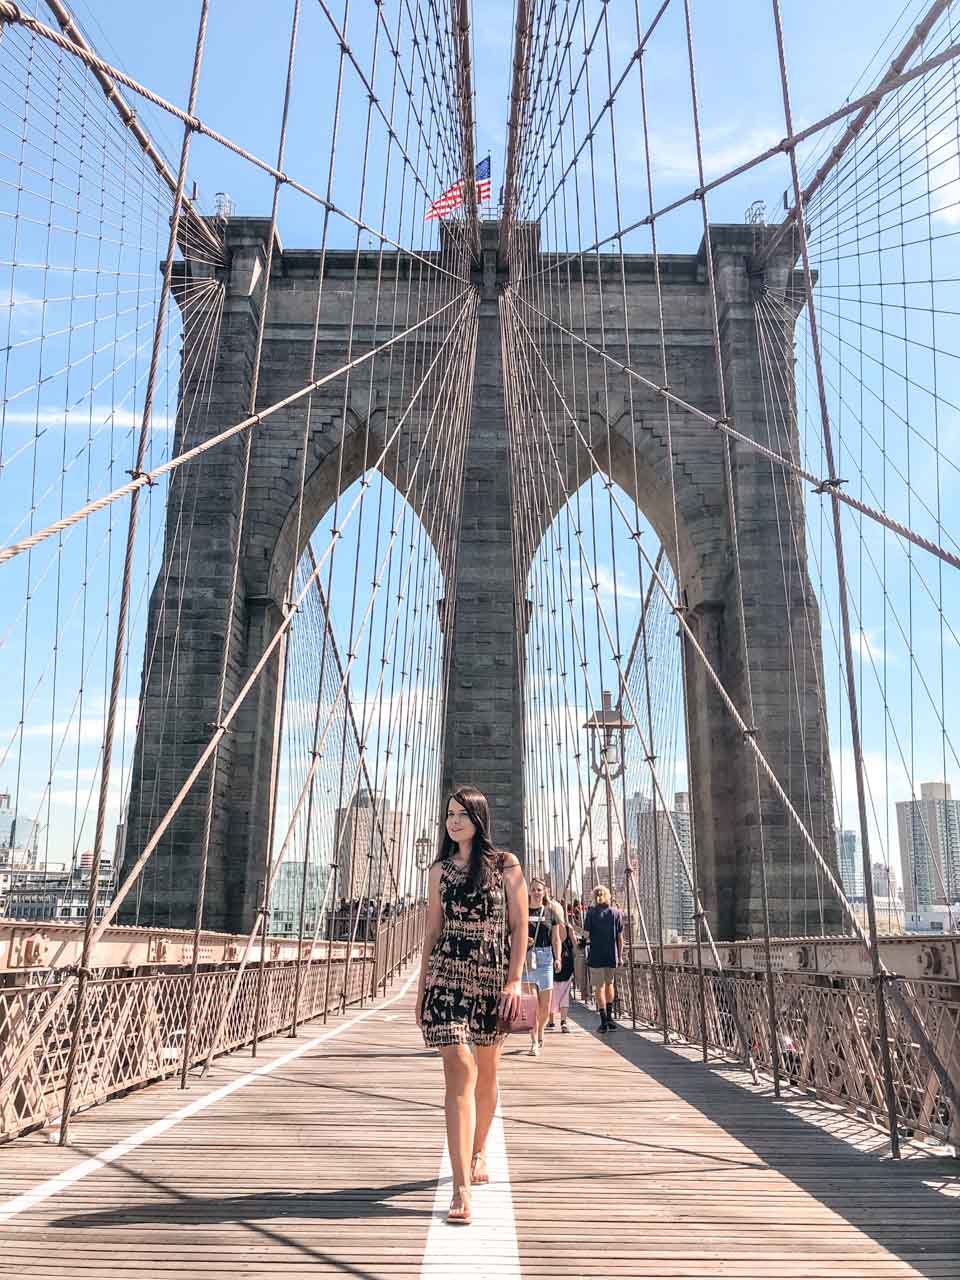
0, 966, 958, 1278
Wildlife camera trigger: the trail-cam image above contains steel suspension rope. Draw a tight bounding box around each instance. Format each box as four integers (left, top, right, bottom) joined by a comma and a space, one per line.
56, 0, 212, 1145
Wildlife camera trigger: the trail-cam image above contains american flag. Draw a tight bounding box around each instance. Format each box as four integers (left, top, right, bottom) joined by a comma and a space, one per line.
425, 156, 492, 220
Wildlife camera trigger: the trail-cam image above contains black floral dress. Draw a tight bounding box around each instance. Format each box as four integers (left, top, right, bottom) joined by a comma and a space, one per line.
421, 857, 507, 1048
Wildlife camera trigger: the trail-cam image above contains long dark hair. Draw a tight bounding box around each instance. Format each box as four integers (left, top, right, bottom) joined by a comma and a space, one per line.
437, 785, 499, 893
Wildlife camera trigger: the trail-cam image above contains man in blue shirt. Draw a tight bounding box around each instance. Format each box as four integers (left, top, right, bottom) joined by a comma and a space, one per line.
582, 884, 623, 1033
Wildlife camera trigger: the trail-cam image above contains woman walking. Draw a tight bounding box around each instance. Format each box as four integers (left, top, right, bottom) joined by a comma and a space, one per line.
525, 877, 564, 1056
416, 786, 527, 1225
546, 912, 577, 1033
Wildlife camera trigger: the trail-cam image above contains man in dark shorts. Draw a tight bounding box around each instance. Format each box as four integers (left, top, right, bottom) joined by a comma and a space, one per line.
582, 883, 623, 1033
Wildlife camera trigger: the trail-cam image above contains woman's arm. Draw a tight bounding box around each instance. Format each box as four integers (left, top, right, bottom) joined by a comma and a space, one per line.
550, 920, 563, 969
502, 855, 528, 984
581, 910, 592, 941
497, 853, 528, 1024
414, 863, 445, 1026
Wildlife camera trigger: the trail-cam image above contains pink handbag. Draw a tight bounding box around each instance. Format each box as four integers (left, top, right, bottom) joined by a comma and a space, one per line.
506, 981, 540, 1034
498, 862, 540, 1034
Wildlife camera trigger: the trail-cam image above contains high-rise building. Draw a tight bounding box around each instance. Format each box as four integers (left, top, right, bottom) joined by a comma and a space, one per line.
333, 790, 406, 902
548, 845, 570, 900
4, 859, 116, 923
269, 860, 332, 937
631, 791, 694, 942
896, 782, 960, 913
581, 796, 619, 890
836, 829, 863, 898
0, 788, 39, 864
872, 860, 897, 900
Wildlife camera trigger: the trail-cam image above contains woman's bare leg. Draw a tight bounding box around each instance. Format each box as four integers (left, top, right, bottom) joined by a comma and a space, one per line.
537, 989, 551, 1043
439, 1044, 477, 1208
472, 1043, 503, 1181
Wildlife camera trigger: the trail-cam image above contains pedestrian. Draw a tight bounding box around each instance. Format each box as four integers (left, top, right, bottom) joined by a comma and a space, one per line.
416, 786, 528, 1226
582, 883, 623, 1033
525, 876, 564, 1056
546, 911, 577, 1033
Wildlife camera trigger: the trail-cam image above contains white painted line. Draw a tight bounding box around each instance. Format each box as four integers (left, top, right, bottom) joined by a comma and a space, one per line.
0, 972, 417, 1225
420, 1101, 521, 1279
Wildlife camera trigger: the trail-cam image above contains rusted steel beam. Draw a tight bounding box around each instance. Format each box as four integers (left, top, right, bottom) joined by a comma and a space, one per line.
643, 933, 960, 982
0, 918, 371, 975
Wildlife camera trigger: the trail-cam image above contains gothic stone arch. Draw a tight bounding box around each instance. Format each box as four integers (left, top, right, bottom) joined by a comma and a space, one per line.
122, 219, 837, 939
122, 220, 455, 931
513, 225, 837, 938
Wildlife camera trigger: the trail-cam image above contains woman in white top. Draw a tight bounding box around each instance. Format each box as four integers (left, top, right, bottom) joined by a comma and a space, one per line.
525, 877, 563, 1056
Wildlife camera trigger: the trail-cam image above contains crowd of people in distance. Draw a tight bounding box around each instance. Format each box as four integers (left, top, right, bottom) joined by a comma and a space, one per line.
326, 895, 420, 940
524, 881, 626, 1050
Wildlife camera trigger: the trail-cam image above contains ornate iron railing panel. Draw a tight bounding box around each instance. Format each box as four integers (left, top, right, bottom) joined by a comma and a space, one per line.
616, 959, 959, 1146
0, 909, 424, 1143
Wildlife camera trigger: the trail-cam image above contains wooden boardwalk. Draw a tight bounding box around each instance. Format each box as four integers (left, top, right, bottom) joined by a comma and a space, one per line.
1, 967, 958, 1279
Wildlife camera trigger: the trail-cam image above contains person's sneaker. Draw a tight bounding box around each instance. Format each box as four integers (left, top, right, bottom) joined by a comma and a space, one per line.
597, 1019, 607, 1034
528, 1041, 540, 1057
606, 1017, 619, 1032
560, 1020, 570, 1034
545, 1021, 556, 1032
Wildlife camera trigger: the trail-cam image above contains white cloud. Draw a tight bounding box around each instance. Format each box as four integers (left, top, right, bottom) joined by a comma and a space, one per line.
1, 407, 173, 431
595, 564, 646, 603
921, 114, 960, 225
853, 627, 894, 666
640, 124, 783, 185
15, 696, 139, 748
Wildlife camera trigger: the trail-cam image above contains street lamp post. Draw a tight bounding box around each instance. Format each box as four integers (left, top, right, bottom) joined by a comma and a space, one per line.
414, 829, 432, 899
414, 829, 431, 947
583, 690, 633, 893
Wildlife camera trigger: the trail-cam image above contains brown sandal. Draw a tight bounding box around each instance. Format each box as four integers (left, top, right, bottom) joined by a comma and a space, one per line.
447, 1186, 472, 1225
470, 1152, 490, 1185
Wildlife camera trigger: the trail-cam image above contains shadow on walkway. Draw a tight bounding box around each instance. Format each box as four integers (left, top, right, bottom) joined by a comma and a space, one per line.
52, 1177, 440, 1230
570, 1004, 960, 1279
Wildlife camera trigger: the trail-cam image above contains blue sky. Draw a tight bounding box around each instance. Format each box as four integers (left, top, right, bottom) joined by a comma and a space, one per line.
32, 0, 926, 249
2, 0, 958, 915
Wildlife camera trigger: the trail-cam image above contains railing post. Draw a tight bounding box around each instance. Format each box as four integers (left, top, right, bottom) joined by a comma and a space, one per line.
320, 868, 340, 1025
769, 0, 903, 1156
623, 866, 639, 1030
370, 918, 383, 1001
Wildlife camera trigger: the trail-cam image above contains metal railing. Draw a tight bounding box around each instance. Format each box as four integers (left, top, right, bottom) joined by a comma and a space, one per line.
0, 907, 425, 1143
616, 947, 959, 1148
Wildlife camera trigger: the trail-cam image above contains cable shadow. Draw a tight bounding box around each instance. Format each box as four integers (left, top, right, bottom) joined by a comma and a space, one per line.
44, 1149, 438, 1279
234, 1064, 762, 1170
570, 1007, 960, 1278
52, 1177, 440, 1229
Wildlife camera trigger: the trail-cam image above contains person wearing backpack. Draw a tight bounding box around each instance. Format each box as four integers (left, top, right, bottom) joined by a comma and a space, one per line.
546, 911, 577, 1033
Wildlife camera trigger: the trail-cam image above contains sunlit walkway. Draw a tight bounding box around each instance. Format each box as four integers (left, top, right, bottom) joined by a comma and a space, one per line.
1, 972, 958, 1279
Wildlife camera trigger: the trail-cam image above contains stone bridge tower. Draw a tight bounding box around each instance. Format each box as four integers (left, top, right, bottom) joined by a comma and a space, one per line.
120, 217, 837, 940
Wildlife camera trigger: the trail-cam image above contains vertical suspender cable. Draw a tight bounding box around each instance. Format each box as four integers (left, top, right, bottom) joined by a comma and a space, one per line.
770, 0, 901, 1157
58, 0, 211, 1143
681, 0, 771, 1094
